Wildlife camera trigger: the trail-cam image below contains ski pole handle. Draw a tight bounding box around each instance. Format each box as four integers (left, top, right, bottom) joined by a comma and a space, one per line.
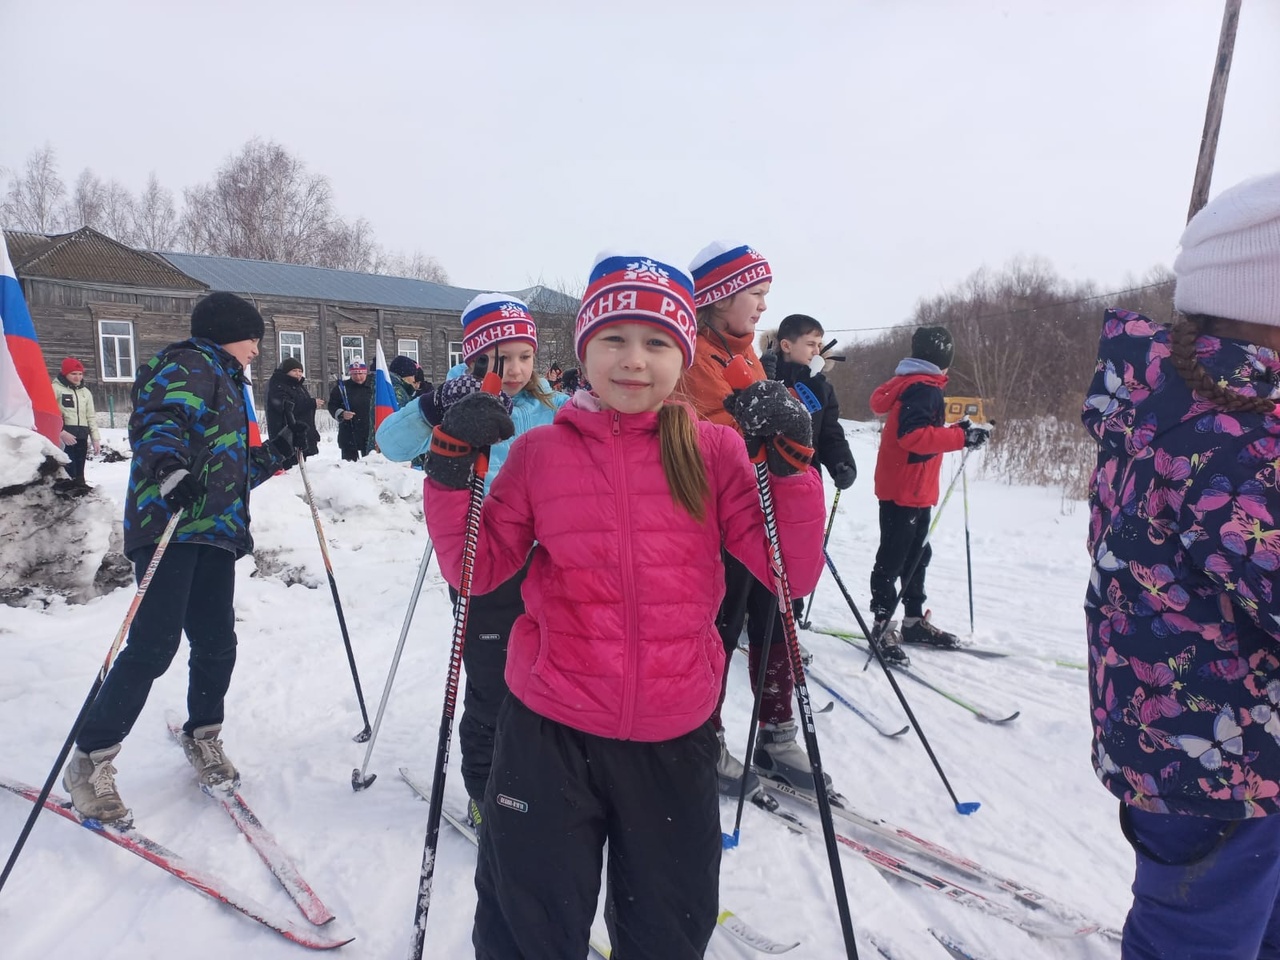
721, 355, 768, 462
474, 356, 505, 479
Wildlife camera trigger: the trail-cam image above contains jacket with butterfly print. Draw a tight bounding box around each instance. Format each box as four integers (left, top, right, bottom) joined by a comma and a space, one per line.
1083, 309, 1280, 820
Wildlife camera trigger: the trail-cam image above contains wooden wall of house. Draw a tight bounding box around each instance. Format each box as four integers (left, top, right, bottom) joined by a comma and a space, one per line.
21, 277, 472, 423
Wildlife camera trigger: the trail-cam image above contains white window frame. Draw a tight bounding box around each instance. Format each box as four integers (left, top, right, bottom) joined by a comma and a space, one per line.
448, 340, 463, 368
279, 331, 305, 373
341, 335, 365, 371
397, 338, 419, 363
98, 320, 136, 382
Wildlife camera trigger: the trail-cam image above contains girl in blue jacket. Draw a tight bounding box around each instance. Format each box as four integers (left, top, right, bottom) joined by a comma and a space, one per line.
378, 293, 567, 830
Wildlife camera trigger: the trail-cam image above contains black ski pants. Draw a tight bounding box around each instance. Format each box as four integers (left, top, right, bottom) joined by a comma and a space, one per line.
869, 500, 932, 621
449, 559, 531, 804
63, 425, 90, 483
712, 553, 793, 728
79, 542, 238, 752
474, 697, 721, 960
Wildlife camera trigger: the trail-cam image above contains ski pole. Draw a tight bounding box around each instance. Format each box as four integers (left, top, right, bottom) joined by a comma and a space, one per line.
409, 357, 501, 959
823, 548, 980, 817
963, 465, 974, 634
799, 488, 841, 629
295, 448, 373, 743
0, 510, 183, 896
722, 357, 860, 960
724, 582, 778, 850
1187, 0, 1241, 222
351, 536, 435, 791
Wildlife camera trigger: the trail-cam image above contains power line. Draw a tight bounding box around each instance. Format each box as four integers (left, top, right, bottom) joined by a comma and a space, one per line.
821, 280, 1172, 339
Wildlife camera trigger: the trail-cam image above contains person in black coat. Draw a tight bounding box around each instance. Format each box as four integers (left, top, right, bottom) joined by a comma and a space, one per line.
327, 359, 375, 461
761, 314, 856, 488
265, 358, 322, 469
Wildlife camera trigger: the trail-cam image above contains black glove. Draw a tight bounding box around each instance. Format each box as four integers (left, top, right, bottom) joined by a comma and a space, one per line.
958, 419, 990, 450
723, 381, 814, 477
759, 350, 778, 380
425, 392, 516, 489
159, 469, 205, 511
420, 375, 513, 427
831, 461, 857, 490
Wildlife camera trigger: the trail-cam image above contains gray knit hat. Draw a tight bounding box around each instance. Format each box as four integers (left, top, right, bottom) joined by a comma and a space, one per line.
1174, 172, 1280, 326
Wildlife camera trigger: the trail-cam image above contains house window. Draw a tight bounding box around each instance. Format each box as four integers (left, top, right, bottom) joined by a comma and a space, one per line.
341, 335, 365, 370
280, 331, 305, 372
448, 341, 463, 368
99, 320, 136, 381
397, 338, 419, 363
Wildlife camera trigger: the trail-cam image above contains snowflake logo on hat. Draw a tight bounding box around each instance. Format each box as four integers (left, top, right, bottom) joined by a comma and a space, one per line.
499, 302, 526, 318
747, 248, 765, 260
625, 259, 671, 286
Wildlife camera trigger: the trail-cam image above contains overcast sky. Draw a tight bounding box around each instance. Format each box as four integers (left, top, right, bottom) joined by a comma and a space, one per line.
5, 0, 1279, 341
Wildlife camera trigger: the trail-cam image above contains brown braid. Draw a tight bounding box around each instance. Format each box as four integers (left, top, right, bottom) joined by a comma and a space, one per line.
1168, 314, 1277, 415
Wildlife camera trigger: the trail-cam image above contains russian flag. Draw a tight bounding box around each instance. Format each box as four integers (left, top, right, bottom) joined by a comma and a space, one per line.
1, 238, 61, 443
373, 340, 398, 430
243, 381, 262, 447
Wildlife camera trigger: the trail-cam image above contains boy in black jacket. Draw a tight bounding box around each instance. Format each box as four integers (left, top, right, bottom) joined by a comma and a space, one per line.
761, 314, 857, 489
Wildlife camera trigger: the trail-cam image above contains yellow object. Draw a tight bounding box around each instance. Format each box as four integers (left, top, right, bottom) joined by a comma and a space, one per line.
943, 397, 987, 424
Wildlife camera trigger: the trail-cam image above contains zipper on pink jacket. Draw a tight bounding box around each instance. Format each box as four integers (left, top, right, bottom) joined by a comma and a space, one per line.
612, 410, 640, 739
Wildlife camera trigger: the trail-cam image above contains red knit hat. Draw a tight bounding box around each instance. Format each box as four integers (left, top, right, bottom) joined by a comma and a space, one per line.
61, 357, 85, 375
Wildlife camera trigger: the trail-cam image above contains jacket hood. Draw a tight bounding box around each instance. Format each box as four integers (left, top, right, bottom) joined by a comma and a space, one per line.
870, 368, 949, 416
1082, 309, 1280, 458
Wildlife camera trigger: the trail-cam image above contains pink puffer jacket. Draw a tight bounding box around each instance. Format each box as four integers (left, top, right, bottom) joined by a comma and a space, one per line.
426, 397, 825, 742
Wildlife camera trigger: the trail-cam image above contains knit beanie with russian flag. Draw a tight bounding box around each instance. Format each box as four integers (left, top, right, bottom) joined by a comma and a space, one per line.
460, 293, 538, 362
689, 241, 772, 309
574, 252, 698, 368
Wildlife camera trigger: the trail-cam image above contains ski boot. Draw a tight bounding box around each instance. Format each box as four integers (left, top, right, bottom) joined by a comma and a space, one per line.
754, 719, 839, 801
466, 796, 483, 840
871, 620, 910, 666
716, 729, 772, 808
63, 744, 130, 823
901, 612, 961, 649
179, 724, 239, 788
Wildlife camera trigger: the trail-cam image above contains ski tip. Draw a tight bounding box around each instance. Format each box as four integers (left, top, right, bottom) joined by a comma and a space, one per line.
721, 830, 740, 850
955, 800, 981, 816
352, 726, 372, 743
350, 769, 376, 791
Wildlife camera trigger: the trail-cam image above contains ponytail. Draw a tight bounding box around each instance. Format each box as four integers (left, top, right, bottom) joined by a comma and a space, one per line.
1169, 314, 1276, 415
659, 404, 710, 522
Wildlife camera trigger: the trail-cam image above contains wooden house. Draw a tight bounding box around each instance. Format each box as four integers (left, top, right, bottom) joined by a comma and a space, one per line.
4, 227, 577, 422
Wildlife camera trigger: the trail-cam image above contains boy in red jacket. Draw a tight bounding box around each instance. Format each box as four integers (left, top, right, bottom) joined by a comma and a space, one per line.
869, 326, 988, 661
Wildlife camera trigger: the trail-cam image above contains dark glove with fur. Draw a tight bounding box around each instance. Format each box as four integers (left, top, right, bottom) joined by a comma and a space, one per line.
957, 419, 991, 450
426, 392, 516, 489
723, 380, 815, 477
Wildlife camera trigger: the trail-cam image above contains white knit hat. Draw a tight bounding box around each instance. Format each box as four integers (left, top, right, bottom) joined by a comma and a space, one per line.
1174, 172, 1280, 326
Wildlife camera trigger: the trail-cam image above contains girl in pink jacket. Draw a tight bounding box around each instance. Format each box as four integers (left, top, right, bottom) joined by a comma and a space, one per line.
425, 251, 824, 960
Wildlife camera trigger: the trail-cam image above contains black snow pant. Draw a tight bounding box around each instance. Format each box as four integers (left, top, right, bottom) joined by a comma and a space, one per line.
78, 542, 238, 751
339, 444, 362, 462
474, 696, 721, 960
449, 558, 531, 804
869, 500, 932, 621
712, 553, 793, 728
63, 425, 90, 482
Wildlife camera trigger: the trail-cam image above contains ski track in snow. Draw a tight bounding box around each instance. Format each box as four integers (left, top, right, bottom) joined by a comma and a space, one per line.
0, 424, 1128, 959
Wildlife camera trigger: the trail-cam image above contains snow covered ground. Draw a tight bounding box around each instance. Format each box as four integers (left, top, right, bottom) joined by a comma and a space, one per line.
0, 421, 1127, 960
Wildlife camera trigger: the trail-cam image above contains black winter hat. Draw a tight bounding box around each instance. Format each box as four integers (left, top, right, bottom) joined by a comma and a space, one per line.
279, 357, 304, 374
389, 355, 421, 379
191, 292, 265, 345
911, 326, 954, 370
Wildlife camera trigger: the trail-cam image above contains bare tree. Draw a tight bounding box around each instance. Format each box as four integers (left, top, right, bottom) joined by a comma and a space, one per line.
133, 172, 179, 250
179, 138, 363, 268
2, 145, 67, 232
374, 247, 450, 284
